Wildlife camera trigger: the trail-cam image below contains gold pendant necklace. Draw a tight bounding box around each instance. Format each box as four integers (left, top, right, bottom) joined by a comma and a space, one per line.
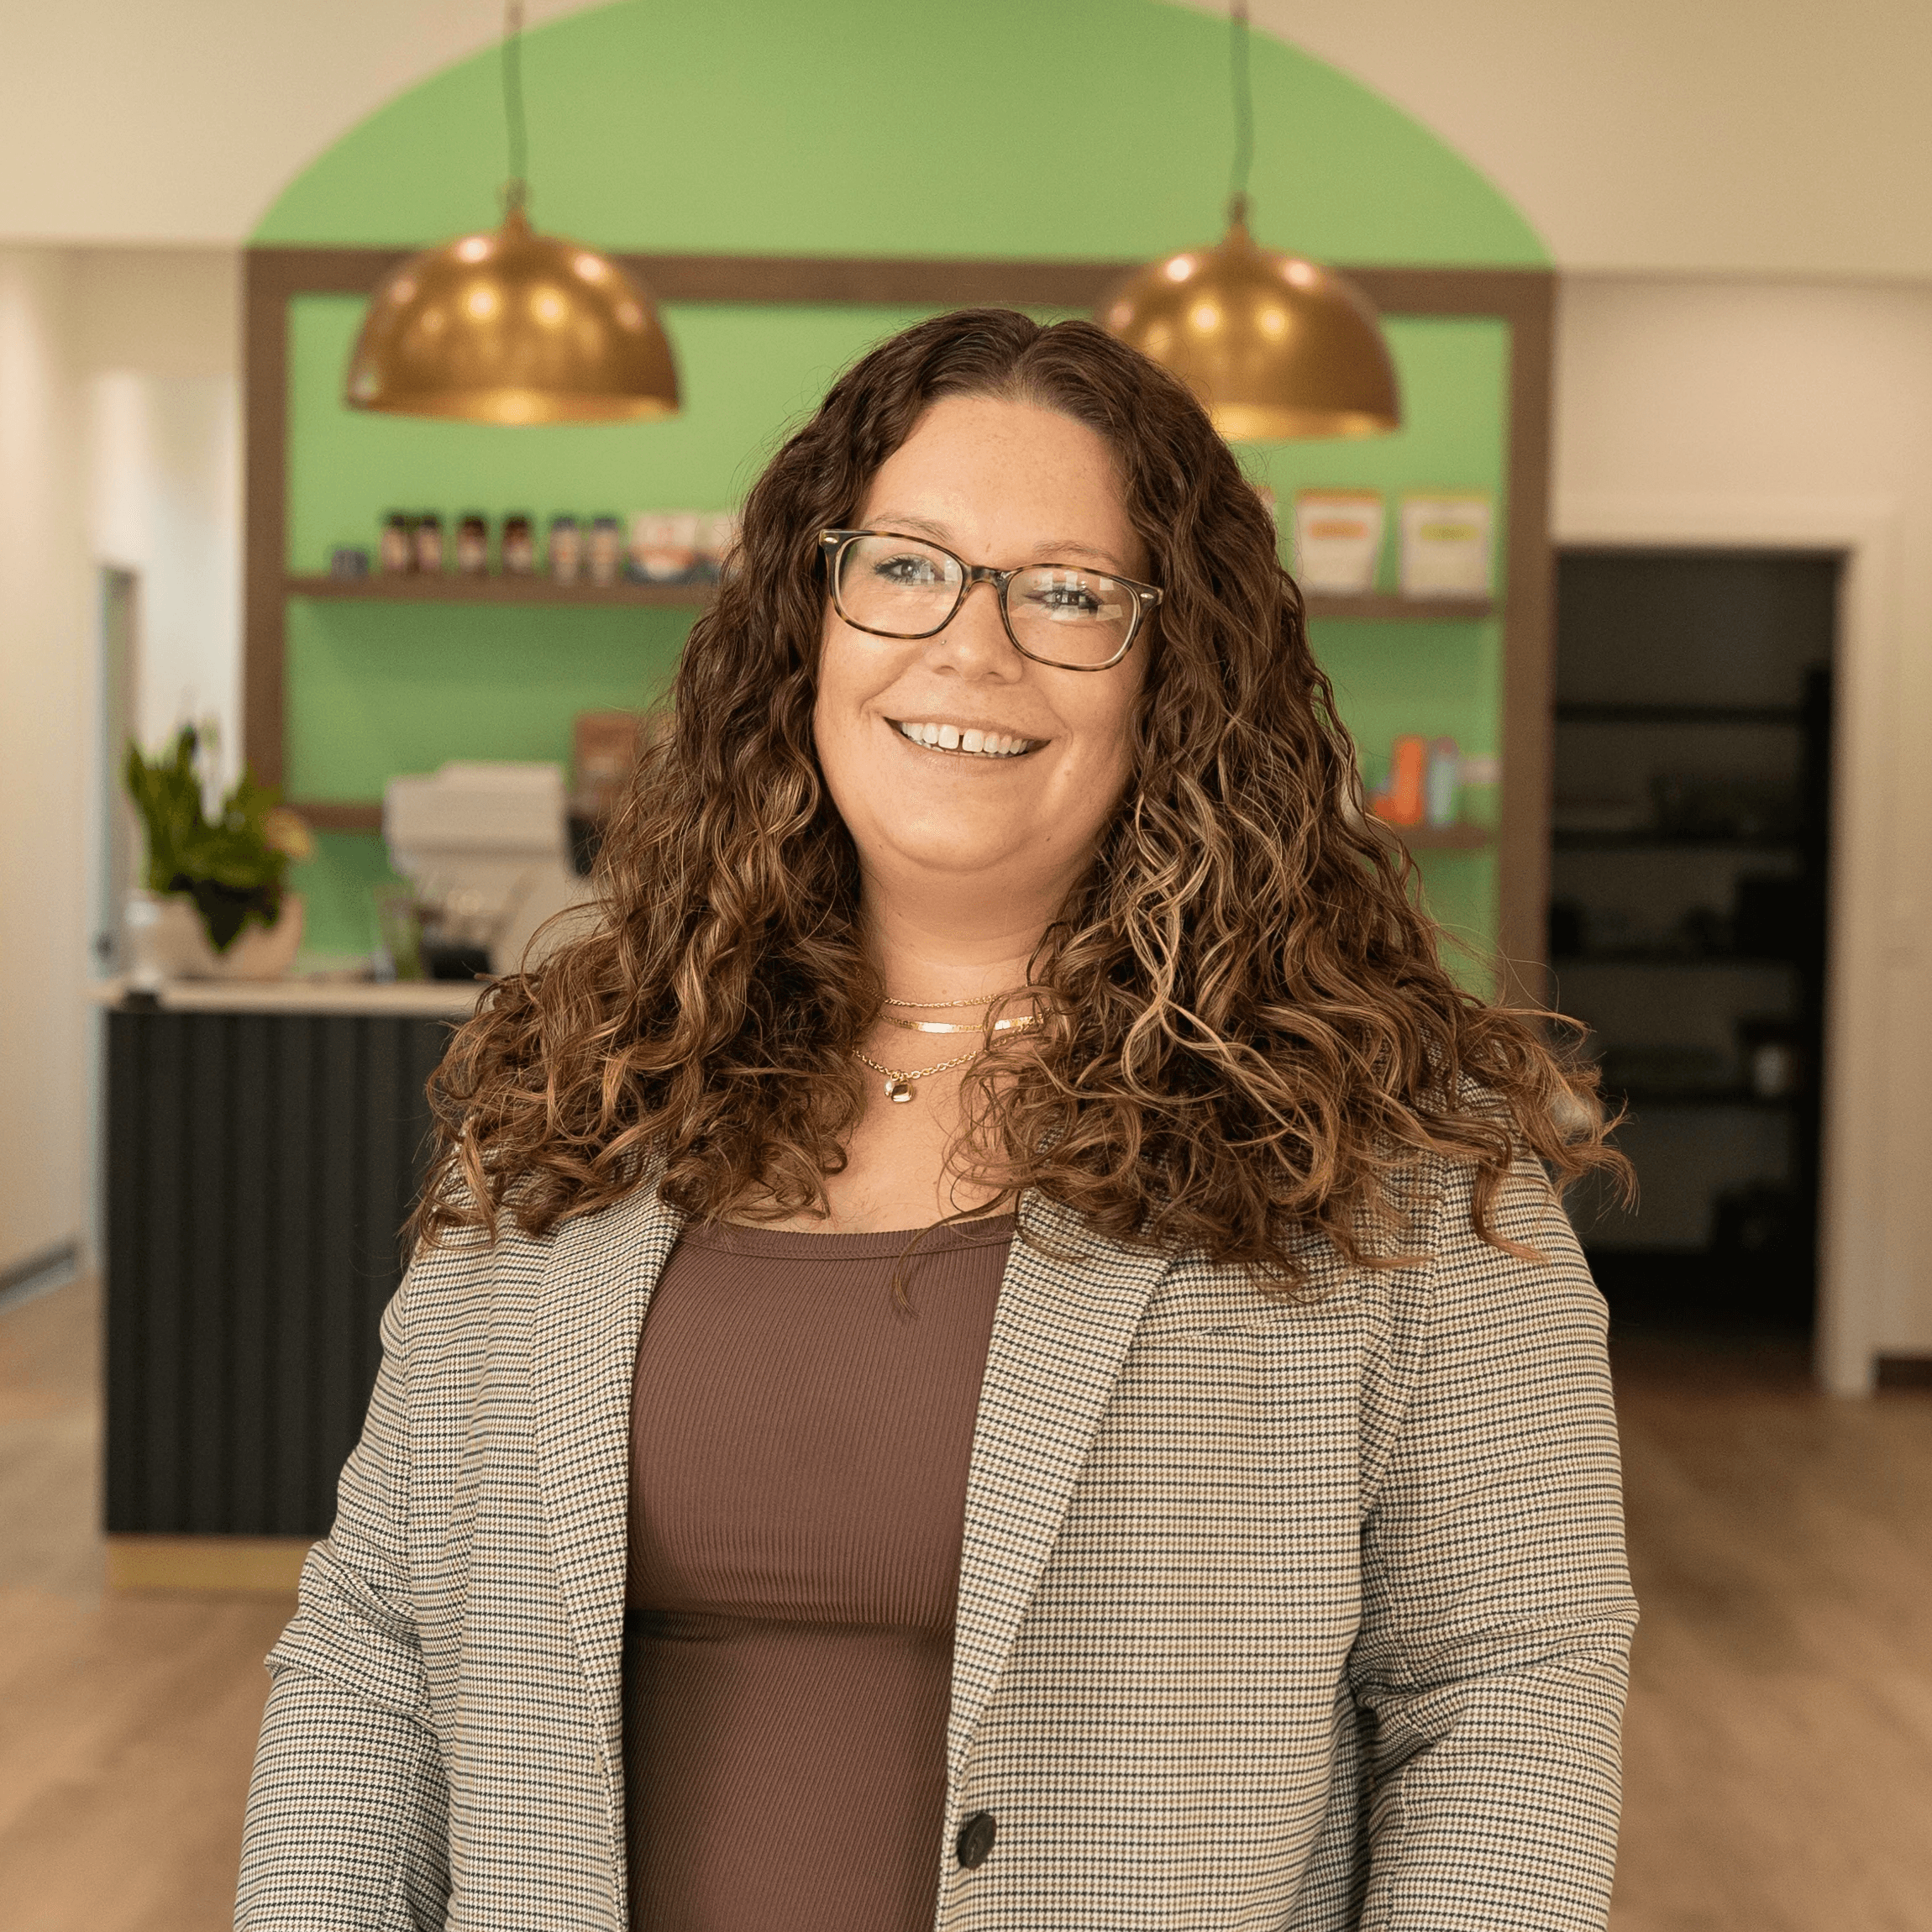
853, 1044, 984, 1103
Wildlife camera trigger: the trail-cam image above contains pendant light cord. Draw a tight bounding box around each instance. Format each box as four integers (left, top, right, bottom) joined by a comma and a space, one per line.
502, 0, 528, 213
1227, 0, 1253, 229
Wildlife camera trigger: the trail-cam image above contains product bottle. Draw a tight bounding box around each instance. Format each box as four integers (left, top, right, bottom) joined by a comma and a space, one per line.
1425, 737, 1461, 827
455, 514, 490, 576
1376, 735, 1429, 827
588, 514, 623, 587
380, 512, 414, 575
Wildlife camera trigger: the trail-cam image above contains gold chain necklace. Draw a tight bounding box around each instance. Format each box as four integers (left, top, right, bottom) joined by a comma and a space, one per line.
882, 986, 1026, 1011
853, 1044, 985, 1103
881, 1011, 1042, 1037
864, 984, 1042, 1098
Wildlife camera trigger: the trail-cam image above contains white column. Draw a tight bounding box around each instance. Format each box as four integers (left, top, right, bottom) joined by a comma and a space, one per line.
0, 248, 92, 1278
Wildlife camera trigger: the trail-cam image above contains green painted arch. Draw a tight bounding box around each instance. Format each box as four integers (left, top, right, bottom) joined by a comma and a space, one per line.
252, 0, 1544, 265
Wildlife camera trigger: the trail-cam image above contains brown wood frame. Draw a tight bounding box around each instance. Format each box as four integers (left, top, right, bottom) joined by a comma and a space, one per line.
245, 249, 1553, 990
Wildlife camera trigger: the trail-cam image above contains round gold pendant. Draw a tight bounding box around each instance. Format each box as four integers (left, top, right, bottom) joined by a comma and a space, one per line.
885, 1079, 915, 1103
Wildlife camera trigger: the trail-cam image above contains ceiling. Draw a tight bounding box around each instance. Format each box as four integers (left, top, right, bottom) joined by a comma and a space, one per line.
3, 0, 1929, 279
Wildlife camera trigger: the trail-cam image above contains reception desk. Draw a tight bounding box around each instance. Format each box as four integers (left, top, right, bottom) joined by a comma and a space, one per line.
98, 979, 480, 1580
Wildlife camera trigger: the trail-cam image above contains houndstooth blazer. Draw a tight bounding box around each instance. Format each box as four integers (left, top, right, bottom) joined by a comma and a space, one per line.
237, 1152, 1635, 1931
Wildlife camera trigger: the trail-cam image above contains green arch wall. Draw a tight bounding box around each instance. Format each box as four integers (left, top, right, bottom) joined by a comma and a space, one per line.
256, 0, 1539, 971
253, 0, 1542, 264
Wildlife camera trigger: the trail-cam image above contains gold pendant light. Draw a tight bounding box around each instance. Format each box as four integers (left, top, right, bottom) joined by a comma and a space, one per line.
1098, 4, 1399, 442
344, 3, 679, 425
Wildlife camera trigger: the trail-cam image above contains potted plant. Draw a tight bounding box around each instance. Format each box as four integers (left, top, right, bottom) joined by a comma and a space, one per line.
123, 725, 313, 981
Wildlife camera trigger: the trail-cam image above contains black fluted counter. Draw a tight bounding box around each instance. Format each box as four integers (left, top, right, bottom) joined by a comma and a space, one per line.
99, 979, 478, 1540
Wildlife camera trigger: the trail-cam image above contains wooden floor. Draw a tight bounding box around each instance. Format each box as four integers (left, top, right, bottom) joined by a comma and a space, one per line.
1610, 1331, 1932, 1931
1, 1278, 1928, 1929
0, 1274, 291, 1932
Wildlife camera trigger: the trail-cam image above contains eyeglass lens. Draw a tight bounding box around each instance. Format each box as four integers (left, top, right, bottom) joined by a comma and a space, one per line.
834, 533, 1135, 668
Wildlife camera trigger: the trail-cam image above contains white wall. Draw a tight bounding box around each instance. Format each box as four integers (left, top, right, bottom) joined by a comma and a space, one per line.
73, 246, 239, 381
76, 250, 242, 785
0, 0, 601, 247
0, 252, 92, 1279
3, 2, 1932, 279
1553, 275, 1932, 1389
1235, 0, 1932, 278
90, 373, 243, 780
0, 245, 240, 1282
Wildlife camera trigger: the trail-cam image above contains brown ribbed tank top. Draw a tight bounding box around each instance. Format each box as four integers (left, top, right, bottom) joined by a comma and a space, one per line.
623, 1215, 1011, 1932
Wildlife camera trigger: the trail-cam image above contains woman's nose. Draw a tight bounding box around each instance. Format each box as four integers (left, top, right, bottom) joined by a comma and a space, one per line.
926, 576, 1020, 675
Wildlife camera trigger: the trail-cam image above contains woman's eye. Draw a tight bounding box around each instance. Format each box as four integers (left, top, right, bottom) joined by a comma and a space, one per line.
874, 551, 946, 587
1027, 574, 1107, 619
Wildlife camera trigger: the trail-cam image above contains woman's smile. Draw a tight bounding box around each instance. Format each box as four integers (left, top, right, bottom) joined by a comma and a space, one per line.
888, 717, 1043, 759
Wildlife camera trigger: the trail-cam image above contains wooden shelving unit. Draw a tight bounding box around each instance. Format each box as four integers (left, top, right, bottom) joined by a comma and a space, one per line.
286, 573, 714, 608
291, 802, 1499, 848
249, 247, 1555, 984
1377, 822, 1494, 851
1609, 1087, 1798, 1112
1552, 830, 1802, 853
1556, 701, 1802, 727
289, 575, 1484, 622
1552, 950, 1797, 969
289, 801, 386, 832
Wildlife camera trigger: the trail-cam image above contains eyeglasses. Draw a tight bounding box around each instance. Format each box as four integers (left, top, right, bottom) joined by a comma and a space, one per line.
818, 529, 1161, 672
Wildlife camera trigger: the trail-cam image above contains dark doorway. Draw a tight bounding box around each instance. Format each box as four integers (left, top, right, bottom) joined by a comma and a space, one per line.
1550, 549, 1836, 1336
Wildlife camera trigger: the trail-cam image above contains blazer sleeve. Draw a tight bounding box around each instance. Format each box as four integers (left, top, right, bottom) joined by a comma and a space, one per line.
234, 1267, 452, 1931
1335, 1154, 1638, 1932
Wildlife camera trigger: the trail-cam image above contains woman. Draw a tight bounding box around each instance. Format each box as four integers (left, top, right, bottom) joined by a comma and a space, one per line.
238, 309, 1635, 1932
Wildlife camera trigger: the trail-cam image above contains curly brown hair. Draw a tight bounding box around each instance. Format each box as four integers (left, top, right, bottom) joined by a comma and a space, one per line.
413, 307, 1619, 1283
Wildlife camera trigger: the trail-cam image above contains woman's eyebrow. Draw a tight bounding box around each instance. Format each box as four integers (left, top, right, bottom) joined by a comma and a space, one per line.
865, 512, 1130, 573
865, 512, 956, 544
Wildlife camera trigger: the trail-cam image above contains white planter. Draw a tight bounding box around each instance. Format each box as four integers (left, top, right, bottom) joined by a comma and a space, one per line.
126, 890, 306, 984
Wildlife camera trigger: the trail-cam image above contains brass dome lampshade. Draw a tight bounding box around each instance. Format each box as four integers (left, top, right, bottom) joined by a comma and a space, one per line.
344, 3, 679, 425
1098, 6, 1399, 441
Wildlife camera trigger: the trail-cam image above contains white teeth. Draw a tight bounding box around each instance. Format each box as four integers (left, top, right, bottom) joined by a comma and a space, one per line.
897, 721, 1032, 758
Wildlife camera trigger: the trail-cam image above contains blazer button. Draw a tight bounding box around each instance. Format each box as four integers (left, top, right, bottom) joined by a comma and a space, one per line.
956, 1810, 997, 1870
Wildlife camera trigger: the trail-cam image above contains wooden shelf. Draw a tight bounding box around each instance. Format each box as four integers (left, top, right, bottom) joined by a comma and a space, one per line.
1375, 822, 1495, 851
291, 800, 382, 832
1556, 701, 1803, 726
1609, 1087, 1800, 1112
1553, 830, 1801, 852
286, 573, 715, 608
294, 804, 1499, 848
1304, 593, 1495, 622
286, 576, 1486, 623
1553, 951, 1798, 969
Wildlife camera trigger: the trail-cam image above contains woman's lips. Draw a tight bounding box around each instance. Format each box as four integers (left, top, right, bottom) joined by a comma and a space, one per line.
891, 718, 1041, 758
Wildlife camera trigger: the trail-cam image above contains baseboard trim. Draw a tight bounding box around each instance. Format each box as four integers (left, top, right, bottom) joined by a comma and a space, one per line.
106, 1535, 310, 1593
0, 1238, 81, 1313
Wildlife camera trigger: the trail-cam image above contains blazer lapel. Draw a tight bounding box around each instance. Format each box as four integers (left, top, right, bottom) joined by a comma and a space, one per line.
531, 1179, 684, 1793
947, 1192, 1175, 1778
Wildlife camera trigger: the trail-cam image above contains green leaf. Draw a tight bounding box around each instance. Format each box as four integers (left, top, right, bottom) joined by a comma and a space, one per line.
123, 725, 293, 949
